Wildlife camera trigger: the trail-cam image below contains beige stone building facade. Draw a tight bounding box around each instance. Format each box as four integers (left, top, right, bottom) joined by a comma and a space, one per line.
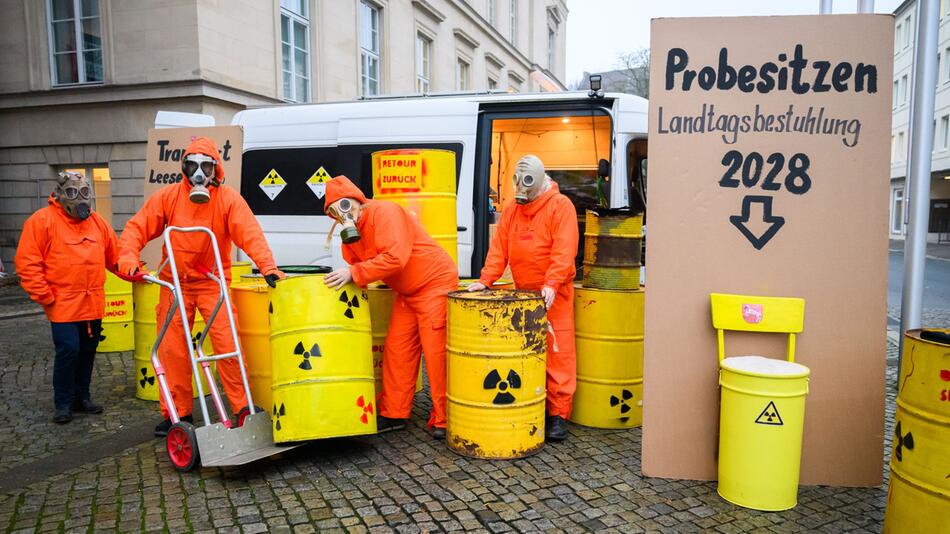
0, 0, 567, 267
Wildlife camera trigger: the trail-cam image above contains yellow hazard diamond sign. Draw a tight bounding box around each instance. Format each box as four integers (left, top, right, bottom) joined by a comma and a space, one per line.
306, 166, 331, 199
259, 169, 286, 200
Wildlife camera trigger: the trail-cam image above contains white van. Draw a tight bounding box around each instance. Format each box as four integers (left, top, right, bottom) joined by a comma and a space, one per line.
228, 91, 648, 278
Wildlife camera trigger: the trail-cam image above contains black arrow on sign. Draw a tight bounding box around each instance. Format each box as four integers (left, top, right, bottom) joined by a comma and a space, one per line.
729, 195, 785, 250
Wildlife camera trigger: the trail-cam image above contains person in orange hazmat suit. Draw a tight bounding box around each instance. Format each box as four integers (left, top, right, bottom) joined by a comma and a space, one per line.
117, 137, 283, 437
322, 175, 458, 439
467, 154, 578, 442
15, 171, 121, 423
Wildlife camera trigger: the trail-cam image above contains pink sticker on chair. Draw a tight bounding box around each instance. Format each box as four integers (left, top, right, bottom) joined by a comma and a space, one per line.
742, 304, 763, 324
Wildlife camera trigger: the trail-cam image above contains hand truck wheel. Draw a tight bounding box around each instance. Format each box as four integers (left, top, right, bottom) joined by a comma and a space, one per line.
166, 421, 200, 472
236, 405, 263, 428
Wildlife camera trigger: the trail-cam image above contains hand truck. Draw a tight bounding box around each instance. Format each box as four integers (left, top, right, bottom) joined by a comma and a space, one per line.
142, 226, 300, 471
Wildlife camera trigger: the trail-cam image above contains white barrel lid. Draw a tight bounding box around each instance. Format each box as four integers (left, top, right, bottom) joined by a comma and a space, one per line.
721, 355, 809, 376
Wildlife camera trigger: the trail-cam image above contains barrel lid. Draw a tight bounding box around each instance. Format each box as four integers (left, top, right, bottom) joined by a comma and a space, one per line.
908, 328, 950, 347
720, 356, 810, 377
449, 289, 542, 302
586, 207, 644, 217
279, 265, 332, 274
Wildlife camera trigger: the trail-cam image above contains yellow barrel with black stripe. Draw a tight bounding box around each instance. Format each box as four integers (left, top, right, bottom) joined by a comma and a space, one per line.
372, 149, 458, 265
131, 282, 215, 401
884, 329, 950, 533
446, 290, 547, 459
583, 209, 643, 290
232, 276, 272, 411
99, 271, 134, 352
269, 274, 376, 443
230, 261, 252, 287
570, 285, 644, 428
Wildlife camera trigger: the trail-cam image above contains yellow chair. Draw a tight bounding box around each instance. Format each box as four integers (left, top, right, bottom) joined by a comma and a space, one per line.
710, 292, 810, 512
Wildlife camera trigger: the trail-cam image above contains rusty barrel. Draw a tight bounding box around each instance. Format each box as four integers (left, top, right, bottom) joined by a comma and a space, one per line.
884, 329, 950, 533
269, 274, 376, 443
582, 209, 643, 290
99, 271, 134, 352
571, 284, 644, 428
446, 289, 547, 459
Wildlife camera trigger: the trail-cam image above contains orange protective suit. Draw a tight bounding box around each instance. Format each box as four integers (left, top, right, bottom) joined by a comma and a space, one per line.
118, 137, 279, 419
478, 183, 579, 419
325, 176, 458, 428
15, 195, 120, 322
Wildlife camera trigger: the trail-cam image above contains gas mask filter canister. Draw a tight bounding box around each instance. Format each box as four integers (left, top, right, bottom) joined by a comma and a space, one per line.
182, 154, 217, 204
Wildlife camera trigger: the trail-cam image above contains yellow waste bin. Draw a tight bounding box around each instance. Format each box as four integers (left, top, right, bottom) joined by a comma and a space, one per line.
711, 292, 809, 511
232, 277, 272, 411
571, 284, 644, 428
269, 274, 376, 443
372, 149, 458, 264
446, 289, 547, 459
230, 261, 252, 286
131, 282, 215, 401
884, 329, 950, 533
99, 271, 134, 352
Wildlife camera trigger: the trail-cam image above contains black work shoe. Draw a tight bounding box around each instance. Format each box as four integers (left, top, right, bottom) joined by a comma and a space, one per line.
545, 415, 569, 442
72, 399, 103, 414
154, 415, 193, 437
53, 407, 73, 424
430, 427, 446, 440
376, 415, 407, 433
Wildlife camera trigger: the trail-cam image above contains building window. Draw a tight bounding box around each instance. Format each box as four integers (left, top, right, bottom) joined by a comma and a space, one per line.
488, 75, 498, 91
548, 28, 556, 69
945, 47, 950, 81
898, 131, 906, 161
508, 75, 522, 93
416, 33, 431, 93
487, 0, 496, 26
280, 0, 310, 103
942, 115, 949, 150
893, 80, 899, 108
456, 57, 470, 91
360, 1, 381, 96
892, 188, 904, 235
47, 0, 103, 85
903, 15, 912, 49
509, 0, 517, 43
895, 22, 902, 53
901, 74, 909, 104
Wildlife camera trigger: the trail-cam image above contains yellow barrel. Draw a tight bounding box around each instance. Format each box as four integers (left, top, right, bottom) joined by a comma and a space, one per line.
884, 329, 950, 533
372, 149, 458, 264
230, 261, 252, 287
570, 285, 644, 429
131, 282, 215, 401
718, 356, 810, 511
458, 279, 514, 290
583, 209, 643, 290
269, 274, 376, 443
232, 278, 272, 411
446, 289, 547, 459
99, 271, 134, 352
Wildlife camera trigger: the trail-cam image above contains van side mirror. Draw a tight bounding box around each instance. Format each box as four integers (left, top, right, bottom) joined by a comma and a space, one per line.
597, 159, 609, 178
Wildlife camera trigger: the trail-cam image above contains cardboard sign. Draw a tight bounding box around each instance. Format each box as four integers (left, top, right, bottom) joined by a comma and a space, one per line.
140, 126, 243, 267
643, 15, 892, 486
376, 154, 422, 190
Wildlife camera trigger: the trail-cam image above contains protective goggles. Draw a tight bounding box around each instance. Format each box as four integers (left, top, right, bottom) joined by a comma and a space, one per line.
61, 185, 91, 200
514, 173, 537, 188
326, 198, 354, 221
181, 154, 217, 178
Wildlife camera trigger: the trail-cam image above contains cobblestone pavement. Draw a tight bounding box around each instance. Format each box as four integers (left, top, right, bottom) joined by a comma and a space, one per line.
0, 293, 900, 533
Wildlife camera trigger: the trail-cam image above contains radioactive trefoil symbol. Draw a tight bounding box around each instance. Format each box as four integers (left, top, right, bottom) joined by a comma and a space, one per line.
339, 290, 361, 319
293, 341, 321, 370
273, 403, 286, 431
754, 401, 784, 426
894, 421, 914, 462
356, 395, 374, 424
191, 331, 202, 351
610, 389, 634, 423
484, 369, 521, 405
139, 367, 155, 389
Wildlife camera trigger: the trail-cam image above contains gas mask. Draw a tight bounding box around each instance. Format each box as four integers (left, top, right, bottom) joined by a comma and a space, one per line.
181, 153, 218, 204
54, 171, 92, 220
512, 155, 550, 204
326, 197, 362, 244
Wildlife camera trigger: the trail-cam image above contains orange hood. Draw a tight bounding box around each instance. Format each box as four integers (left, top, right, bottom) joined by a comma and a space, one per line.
181, 137, 225, 186
324, 175, 369, 211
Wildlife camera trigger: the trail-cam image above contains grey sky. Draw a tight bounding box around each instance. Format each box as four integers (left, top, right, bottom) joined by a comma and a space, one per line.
564, 0, 904, 87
